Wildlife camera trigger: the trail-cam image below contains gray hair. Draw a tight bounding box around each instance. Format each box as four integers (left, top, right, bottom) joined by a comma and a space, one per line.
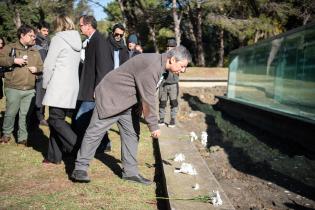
167, 45, 192, 63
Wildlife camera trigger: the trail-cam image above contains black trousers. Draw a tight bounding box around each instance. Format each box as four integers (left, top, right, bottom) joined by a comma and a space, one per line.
47, 107, 77, 163
35, 77, 46, 121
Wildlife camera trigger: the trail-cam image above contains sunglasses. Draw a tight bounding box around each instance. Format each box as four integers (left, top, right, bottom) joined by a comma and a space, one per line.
114, 33, 124, 38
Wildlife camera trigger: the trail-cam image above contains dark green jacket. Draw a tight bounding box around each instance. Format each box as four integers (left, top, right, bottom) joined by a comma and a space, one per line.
0, 41, 43, 90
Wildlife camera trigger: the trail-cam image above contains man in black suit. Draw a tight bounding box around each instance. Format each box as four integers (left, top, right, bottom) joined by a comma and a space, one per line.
75, 15, 112, 152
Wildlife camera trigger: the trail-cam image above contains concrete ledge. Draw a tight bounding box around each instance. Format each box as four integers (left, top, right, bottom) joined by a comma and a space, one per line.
179, 81, 227, 88
158, 124, 235, 210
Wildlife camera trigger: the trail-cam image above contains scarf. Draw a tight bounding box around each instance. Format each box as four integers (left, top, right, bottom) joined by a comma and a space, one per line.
109, 33, 125, 50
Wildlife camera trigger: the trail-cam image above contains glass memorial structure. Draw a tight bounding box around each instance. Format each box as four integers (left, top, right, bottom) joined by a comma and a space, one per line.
227, 22, 315, 123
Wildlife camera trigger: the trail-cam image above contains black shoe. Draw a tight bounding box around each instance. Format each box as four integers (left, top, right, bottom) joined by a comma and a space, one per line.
168, 118, 176, 128
71, 170, 90, 183
122, 174, 152, 185
158, 119, 165, 126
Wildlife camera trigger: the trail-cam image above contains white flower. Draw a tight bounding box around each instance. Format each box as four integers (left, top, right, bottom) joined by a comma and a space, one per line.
190, 132, 198, 142
193, 183, 200, 190
174, 153, 185, 162
174, 163, 197, 175
201, 131, 208, 147
210, 190, 223, 206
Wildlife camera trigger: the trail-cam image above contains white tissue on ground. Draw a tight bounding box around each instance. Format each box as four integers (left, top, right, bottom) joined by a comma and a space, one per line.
174, 163, 197, 175
174, 153, 185, 162
190, 132, 198, 142
201, 131, 208, 147
210, 190, 223, 206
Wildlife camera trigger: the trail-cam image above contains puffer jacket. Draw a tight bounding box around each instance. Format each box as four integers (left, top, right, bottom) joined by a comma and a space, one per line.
0, 41, 43, 90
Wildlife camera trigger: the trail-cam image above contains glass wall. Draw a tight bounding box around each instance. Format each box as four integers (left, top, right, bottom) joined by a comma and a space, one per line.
227, 23, 315, 122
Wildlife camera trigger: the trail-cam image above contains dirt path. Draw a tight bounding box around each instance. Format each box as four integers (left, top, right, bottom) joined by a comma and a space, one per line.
176, 87, 315, 210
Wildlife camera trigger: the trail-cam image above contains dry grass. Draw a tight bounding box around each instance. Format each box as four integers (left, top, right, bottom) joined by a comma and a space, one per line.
0, 98, 158, 210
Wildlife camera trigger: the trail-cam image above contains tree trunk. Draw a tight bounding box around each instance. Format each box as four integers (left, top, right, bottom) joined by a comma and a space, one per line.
65, 0, 74, 16
195, 1, 205, 66
135, 0, 159, 53
172, 0, 181, 46
254, 30, 264, 43
303, 12, 310, 25
117, 0, 129, 30
13, 7, 21, 29
185, 19, 198, 63
148, 24, 159, 53
217, 29, 224, 67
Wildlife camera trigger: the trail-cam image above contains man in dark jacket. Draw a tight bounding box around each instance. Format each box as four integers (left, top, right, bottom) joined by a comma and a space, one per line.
0, 25, 43, 145
104, 23, 129, 70
34, 21, 50, 126
75, 15, 110, 152
75, 16, 128, 152
158, 38, 179, 127
71, 46, 191, 185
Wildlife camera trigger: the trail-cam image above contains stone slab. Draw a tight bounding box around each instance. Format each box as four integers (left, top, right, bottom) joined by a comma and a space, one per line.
158, 124, 235, 210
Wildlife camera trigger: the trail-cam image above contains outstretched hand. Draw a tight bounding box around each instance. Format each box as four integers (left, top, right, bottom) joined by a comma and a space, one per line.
151, 129, 160, 139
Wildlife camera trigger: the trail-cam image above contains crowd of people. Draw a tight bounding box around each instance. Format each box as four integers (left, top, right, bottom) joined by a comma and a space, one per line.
0, 14, 191, 185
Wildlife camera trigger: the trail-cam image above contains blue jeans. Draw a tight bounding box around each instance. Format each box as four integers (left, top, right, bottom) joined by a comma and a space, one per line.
75, 101, 95, 121
75, 101, 110, 152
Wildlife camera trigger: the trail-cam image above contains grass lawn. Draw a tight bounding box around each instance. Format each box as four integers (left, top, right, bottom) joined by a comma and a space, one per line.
0, 99, 158, 209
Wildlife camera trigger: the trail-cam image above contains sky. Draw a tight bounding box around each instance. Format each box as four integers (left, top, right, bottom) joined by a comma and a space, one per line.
88, 0, 113, 20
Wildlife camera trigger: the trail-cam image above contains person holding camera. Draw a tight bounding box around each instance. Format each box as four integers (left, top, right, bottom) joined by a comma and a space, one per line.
0, 25, 43, 145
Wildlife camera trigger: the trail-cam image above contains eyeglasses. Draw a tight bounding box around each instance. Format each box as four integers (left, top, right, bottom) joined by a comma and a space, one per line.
114, 33, 124, 38
27, 34, 36, 38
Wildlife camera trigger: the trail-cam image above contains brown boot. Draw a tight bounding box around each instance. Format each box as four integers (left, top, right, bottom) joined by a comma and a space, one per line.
0, 136, 11, 144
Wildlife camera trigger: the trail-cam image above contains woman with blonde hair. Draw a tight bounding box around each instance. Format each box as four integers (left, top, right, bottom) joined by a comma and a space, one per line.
42, 15, 81, 164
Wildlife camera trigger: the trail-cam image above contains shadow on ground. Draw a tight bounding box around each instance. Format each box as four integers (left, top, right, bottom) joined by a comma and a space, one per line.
152, 138, 171, 210
95, 153, 122, 177
182, 93, 315, 201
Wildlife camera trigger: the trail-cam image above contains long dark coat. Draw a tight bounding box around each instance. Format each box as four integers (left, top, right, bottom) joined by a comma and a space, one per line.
77, 31, 129, 101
